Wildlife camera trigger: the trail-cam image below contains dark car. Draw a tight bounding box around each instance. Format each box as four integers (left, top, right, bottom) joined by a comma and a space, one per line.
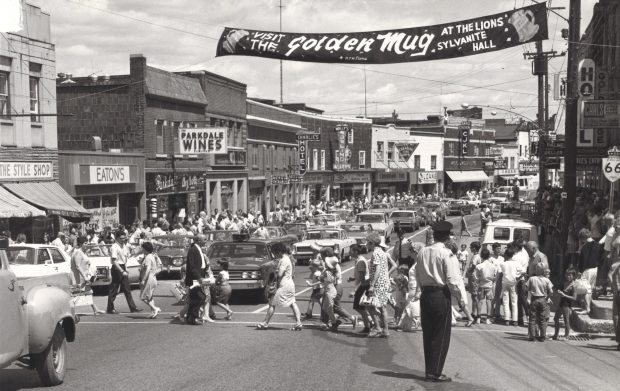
151, 235, 195, 275
283, 222, 308, 240
389, 210, 421, 232
422, 201, 449, 221
415, 206, 432, 226
207, 234, 281, 303
447, 199, 475, 215
250, 226, 298, 248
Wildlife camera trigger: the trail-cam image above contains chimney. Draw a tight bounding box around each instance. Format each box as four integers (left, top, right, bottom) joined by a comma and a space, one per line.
91, 136, 102, 151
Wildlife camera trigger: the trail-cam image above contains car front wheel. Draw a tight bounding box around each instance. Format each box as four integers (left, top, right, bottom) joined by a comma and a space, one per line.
34, 324, 67, 386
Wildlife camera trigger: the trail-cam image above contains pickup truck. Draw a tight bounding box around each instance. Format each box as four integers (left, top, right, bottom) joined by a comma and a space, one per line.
0, 237, 78, 386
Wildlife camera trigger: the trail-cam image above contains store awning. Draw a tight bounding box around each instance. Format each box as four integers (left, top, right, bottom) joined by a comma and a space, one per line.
445, 170, 489, 183
3, 182, 91, 221
0, 186, 46, 218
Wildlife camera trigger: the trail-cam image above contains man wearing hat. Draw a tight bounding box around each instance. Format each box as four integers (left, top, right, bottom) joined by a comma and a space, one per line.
414, 220, 465, 383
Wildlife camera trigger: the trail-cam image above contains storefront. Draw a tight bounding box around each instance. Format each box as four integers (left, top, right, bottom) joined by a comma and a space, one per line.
1, 160, 91, 241
332, 171, 373, 200
375, 171, 409, 194
444, 157, 493, 198
409, 170, 444, 195
204, 172, 248, 215
59, 152, 145, 228
300, 172, 332, 209
146, 171, 208, 223
249, 178, 266, 216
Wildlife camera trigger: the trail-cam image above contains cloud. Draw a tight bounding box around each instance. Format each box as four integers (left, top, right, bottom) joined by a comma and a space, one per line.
28, 0, 599, 123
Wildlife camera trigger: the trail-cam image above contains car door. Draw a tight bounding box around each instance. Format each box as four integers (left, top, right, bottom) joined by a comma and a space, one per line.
0, 250, 27, 365
48, 247, 72, 275
36, 248, 57, 278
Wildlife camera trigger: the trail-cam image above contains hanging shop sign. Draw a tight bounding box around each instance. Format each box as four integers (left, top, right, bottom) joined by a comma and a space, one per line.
216, 4, 548, 64
147, 173, 206, 194
581, 100, 620, 129
396, 143, 418, 162
298, 140, 307, 175
544, 141, 565, 158
417, 171, 438, 184
178, 127, 227, 154
0, 161, 53, 181
459, 122, 471, 156
493, 158, 508, 169
489, 146, 504, 156
519, 162, 539, 175
334, 123, 352, 171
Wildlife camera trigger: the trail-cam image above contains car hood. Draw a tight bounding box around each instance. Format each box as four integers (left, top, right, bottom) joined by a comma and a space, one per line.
295, 239, 340, 248
209, 257, 268, 268
157, 247, 187, 257
368, 223, 388, 231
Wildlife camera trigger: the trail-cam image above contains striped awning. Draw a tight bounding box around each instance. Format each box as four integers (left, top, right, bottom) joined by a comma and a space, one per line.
3, 181, 90, 220
0, 186, 45, 218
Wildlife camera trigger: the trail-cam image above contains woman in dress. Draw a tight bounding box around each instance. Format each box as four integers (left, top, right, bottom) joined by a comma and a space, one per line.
366, 232, 397, 338
70, 236, 105, 315
139, 242, 161, 319
213, 259, 234, 320
257, 242, 302, 330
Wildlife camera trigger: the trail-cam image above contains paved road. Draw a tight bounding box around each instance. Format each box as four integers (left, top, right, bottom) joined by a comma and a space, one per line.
3, 213, 618, 390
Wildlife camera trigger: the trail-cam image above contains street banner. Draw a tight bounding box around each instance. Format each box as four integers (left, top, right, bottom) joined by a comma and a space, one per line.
178, 127, 227, 154
216, 3, 548, 64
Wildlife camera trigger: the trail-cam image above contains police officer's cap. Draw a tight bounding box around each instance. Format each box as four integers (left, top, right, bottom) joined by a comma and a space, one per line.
431, 220, 453, 233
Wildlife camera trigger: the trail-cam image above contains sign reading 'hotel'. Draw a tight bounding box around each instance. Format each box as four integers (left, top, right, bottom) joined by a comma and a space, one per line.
179, 127, 228, 154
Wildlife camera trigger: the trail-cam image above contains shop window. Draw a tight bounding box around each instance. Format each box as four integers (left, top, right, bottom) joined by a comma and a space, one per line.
313, 149, 318, 171
0, 72, 9, 118
156, 120, 164, 154
29, 76, 39, 122
320, 150, 325, 171
414, 155, 420, 169
431, 155, 437, 170
473, 145, 479, 156
252, 145, 258, 168
172, 121, 181, 153
387, 142, 394, 161
359, 151, 366, 169
102, 195, 117, 208
81, 196, 100, 209
510, 157, 515, 169
448, 142, 455, 156
376, 142, 384, 161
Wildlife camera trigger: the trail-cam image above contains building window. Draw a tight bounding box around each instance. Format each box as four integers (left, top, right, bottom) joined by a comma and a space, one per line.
0, 72, 9, 117
431, 155, 437, 170
359, 151, 366, 169
414, 155, 420, 169
473, 145, 479, 156
320, 150, 326, 171
313, 149, 318, 171
156, 120, 164, 154
510, 156, 515, 169
29, 76, 39, 122
387, 142, 395, 161
252, 145, 258, 168
348, 129, 354, 144
376, 141, 384, 161
172, 121, 180, 153
448, 142, 455, 156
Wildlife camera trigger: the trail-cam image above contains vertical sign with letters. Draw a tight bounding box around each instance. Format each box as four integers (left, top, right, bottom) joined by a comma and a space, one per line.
577, 59, 595, 147
459, 122, 471, 156
298, 140, 307, 175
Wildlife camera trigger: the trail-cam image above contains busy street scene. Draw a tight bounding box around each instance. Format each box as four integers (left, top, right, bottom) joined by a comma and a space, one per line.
1, 0, 619, 390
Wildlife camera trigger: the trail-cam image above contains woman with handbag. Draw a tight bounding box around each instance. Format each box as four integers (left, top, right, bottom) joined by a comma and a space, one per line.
70, 235, 105, 315
366, 233, 397, 338
257, 243, 303, 331
348, 244, 373, 333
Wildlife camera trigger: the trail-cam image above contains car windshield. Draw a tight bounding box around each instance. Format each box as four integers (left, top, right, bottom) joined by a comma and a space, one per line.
265, 228, 282, 237
6, 248, 36, 265
206, 232, 234, 241
342, 224, 368, 233
154, 238, 191, 247
84, 245, 112, 257
207, 243, 270, 259
306, 231, 341, 240
494, 192, 508, 198
390, 211, 413, 217
356, 214, 383, 223
284, 224, 305, 234
370, 204, 389, 209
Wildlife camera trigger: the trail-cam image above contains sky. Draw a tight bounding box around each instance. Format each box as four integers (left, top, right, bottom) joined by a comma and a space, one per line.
27, 0, 597, 126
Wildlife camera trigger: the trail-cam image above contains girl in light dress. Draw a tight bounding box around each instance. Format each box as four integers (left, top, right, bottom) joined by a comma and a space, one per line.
213, 259, 233, 320
139, 242, 161, 319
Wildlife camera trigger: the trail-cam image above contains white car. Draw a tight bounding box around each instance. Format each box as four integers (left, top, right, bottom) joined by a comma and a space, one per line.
459, 196, 481, 208
354, 211, 394, 243
83, 244, 141, 289
309, 213, 345, 228
292, 228, 356, 264
6, 244, 73, 284
487, 192, 509, 204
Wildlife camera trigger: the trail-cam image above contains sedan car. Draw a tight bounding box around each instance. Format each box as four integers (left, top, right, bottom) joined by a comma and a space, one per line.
447, 199, 475, 215
5, 244, 72, 283
283, 222, 308, 240
309, 213, 345, 228
389, 210, 421, 232
151, 235, 196, 274
460, 196, 481, 208
421, 201, 449, 221
250, 226, 298, 247
293, 228, 356, 264
83, 244, 141, 289
341, 223, 374, 252
354, 211, 394, 243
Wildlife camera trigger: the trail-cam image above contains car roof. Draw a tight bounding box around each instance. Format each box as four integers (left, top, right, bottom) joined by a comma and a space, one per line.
8, 244, 55, 249
486, 219, 534, 228
152, 235, 195, 238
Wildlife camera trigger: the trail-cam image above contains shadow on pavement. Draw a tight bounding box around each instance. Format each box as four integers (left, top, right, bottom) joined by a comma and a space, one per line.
374, 370, 496, 390
581, 343, 618, 351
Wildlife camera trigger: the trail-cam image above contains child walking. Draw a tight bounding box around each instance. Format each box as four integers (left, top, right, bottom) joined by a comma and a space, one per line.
303, 259, 323, 319
526, 264, 554, 341
391, 265, 409, 325
213, 260, 233, 320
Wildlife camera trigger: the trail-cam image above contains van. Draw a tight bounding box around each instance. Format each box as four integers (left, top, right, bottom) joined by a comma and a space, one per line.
481, 219, 538, 249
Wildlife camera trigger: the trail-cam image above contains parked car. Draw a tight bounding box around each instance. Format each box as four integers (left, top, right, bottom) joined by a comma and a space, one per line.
389, 210, 421, 232
293, 227, 357, 264
447, 199, 475, 215
5, 244, 73, 283
283, 222, 308, 240
83, 244, 141, 290
488, 191, 509, 205
308, 213, 345, 228
481, 219, 538, 250
415, 206, 432, 226
341, 223, 374, 252
206, 234, 280, 303
421, 201, 449, 221
251, 226, 298, 247
0, 237, 79, 386
354, 211, 394, 243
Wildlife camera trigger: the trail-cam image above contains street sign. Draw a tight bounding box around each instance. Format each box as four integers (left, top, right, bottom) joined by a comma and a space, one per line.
603, 147, 620, 183
578, 59, 595, 99
544, 141, 565, 158
581, 100, 620, 128
459, 122, 470, 156
297, 133, 321, 141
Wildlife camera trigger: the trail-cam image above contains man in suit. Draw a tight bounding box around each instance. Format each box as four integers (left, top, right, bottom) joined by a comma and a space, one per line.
414, 221, 465, 383
185, 234, 209, 325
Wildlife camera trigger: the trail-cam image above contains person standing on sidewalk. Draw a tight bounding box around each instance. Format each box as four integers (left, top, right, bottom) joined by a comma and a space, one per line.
414, 221, 465, 383
608, 250, 620, 350
107, 230, 141, 314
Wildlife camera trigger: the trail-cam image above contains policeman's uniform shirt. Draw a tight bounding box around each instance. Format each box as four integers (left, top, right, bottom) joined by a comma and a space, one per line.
414, 242, 463, 300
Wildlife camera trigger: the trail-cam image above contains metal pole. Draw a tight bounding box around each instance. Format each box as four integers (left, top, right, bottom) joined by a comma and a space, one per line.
536, 40, 546, 190
364, 65, 367, 118
562, 0, 580, 246
279, 0, 283, 104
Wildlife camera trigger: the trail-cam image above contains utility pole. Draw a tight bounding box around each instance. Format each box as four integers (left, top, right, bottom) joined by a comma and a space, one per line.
364, 65, 367, 118
278, 0, 284, 104
563, 0, 581, 248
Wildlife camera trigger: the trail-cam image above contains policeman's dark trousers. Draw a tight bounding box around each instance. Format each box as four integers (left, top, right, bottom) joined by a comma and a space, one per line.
420, 286, 452, 377
107, 264, 138, 312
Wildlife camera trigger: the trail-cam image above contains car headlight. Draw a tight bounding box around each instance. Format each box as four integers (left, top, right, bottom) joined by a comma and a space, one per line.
242, 271, 250, 279
172, 257, 184, 267
251, 271, 259, 279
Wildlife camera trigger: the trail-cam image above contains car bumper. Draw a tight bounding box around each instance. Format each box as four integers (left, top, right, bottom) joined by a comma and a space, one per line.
292, 252, 314, 262
227, 280, 264, 290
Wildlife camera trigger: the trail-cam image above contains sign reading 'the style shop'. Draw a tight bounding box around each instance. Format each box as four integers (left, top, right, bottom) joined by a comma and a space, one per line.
216, 3, 547, 64
179, 127, 227, 154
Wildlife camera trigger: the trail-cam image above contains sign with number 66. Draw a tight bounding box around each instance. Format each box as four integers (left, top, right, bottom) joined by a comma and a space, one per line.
602, 158, 620, 182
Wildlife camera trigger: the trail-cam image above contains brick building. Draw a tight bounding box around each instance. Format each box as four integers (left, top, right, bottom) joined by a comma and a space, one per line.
57, 54, 249, 224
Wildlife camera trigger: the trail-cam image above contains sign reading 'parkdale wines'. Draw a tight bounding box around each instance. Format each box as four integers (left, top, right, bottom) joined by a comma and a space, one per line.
216, 3, 547, 64
179, 127, 227, 154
